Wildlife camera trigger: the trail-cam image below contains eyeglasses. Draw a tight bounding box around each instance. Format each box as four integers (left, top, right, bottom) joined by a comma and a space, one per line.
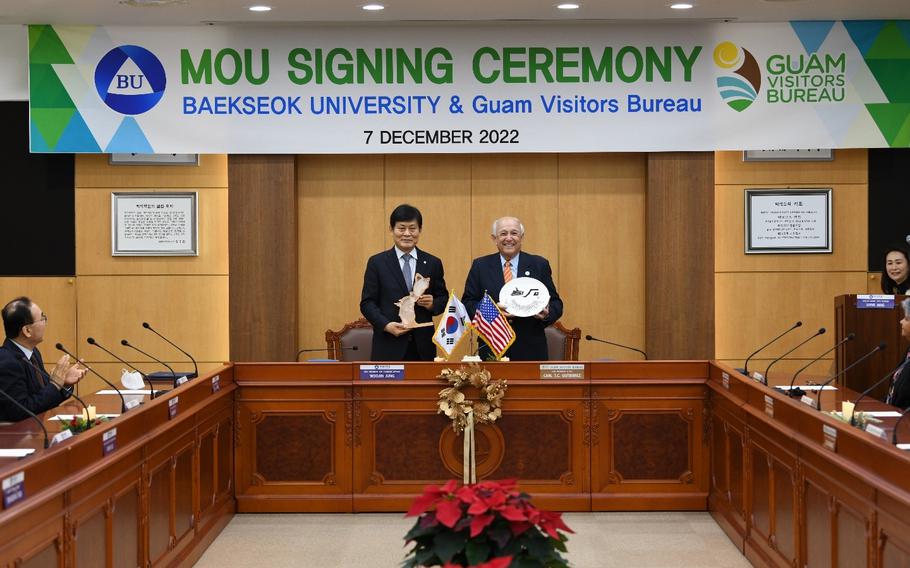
27, 314, 47, 326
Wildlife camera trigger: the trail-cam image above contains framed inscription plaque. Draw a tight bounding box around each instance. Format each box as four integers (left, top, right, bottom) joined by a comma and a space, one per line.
745, 188, 832, 254
111, 192, 198, 256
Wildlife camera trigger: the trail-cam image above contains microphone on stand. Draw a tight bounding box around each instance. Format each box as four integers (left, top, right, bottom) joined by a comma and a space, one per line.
142, 322, 198, 380
121, 339, 180, 388
87, 337, 160, 399
849, 367, 900, 426
763, 327, 826, 382
781, 333, 855, 398
814, 342, 887, 411
892, 405, 910, 445
584, 335, 647, 360
296, 346, 358, 362
0, 386, 49, 448
56, 343, 127, 413
739, 321, 802, 376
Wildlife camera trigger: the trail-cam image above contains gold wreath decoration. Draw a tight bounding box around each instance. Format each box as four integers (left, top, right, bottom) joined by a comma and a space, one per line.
436, 364, 508, 434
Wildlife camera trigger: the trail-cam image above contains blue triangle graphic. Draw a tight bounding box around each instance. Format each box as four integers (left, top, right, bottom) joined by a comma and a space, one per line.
29, 120, 51, 152
790, 21, 836, 54
54, 110, 100, 152
105, 117, 154, 153
843, 20, 888, 57
897, 21, 910, 51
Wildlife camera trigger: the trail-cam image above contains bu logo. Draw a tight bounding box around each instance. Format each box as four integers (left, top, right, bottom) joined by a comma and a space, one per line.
95, 45, 166, 115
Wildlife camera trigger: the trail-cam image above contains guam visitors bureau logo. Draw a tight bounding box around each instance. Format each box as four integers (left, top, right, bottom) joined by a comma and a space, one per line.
713, 42, 761, 112
95, 45, 166, 115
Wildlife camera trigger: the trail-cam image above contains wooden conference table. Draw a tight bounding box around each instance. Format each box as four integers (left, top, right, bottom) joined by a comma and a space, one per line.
0, 360, 909, 567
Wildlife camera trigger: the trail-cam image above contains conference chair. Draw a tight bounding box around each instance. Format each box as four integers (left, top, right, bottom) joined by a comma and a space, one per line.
325, 317, 373, 361
545, 321, 581, 361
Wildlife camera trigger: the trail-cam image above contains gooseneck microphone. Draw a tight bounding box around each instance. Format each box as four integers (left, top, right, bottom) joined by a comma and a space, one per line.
584, 335, 647, 360
296, 346, 358, 361
87, 337, 158, 399
814, 342, 887, 411
0, 386, 49, 448
56, 343, 127, 414
850, 367, 900, 426
784, 333, 855, 397
764, 327, 826, 381
892, 406, 910, 445
142, 322, 198, 379
121, 339, 179, 388
740, 321, 802, 376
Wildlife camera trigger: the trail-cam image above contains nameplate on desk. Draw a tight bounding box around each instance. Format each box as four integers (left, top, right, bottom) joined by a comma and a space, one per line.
102, 428, 117, 456
752, 372, 765, 384
823, 424, 837, 451
764, 395, 774, 418
176, 376, 189, 386
800, 395, 817, 408
864, 423, 887, 440
539, 364, 584, 380
51, 429, 73, 446
359, 365, 405, 381
0, 449, 34, 458
2, 471, 25, 508
856, 294, 895, 309
125, 399, 141, 410
168, 397, 179, 419
722, 372, 730, 390
211, 375, 221, 392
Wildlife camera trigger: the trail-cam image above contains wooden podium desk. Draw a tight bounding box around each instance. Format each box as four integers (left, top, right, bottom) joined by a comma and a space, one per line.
233, 361, 711, 513
709, 361, 910, 568
0, 366, 235, 568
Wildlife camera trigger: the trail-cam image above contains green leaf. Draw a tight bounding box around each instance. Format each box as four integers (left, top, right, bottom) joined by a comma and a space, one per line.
526, 536, 553, 559
466, 540, 492, 566
434, 531, 468, 563
404, 522, 437, 541
552, 538, 568, 553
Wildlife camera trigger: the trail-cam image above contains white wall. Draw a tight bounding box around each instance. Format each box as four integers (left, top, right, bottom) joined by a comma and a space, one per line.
0, 25, 28, 101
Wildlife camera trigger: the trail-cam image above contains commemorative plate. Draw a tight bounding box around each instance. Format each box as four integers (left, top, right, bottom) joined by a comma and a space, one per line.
499, 277, 550, 317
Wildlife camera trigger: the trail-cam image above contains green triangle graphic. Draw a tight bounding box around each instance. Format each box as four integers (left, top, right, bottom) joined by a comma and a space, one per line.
866, 21, 910, 60
31, 108, 76, 149
28, 25, 44, 53
866, 103, 910, 146
865, 59, 910, 103
29, 64, 76, 109
28, 25, 73, 64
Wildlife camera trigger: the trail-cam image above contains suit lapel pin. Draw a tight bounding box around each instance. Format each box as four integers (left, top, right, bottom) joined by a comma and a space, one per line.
524, 270, 530, 276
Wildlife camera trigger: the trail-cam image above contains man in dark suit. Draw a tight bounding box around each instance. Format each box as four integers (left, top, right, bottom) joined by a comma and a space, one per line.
0, 297, 86, 422
360, 204, 448, 361
463, 216, 563, 361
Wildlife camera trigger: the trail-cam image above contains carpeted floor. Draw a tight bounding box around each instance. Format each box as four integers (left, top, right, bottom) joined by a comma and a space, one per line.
194, 511, 751, 567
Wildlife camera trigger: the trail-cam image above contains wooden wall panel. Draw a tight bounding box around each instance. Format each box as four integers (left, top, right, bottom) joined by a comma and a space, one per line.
297, 155, 385, 352
714, 150, 867, 186
558, 153, 646, 360
715, 184, 867, 273
75, 154, 228, 188
715, 272, 867, 362
646, 152, 715, 359
470, 154, 559, 269
75, 187, 229, 275
229, 155, 296, 361
0, 277, 76, 359
76, 275, 229, 363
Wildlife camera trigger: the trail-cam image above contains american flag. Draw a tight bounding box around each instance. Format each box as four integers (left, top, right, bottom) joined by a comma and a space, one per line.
472, 293, 515, 357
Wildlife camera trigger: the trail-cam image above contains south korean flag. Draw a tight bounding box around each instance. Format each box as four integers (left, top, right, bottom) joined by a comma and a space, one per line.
432, 291, 470, 358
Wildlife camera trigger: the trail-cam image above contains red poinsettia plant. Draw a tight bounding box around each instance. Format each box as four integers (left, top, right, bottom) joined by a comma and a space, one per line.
402, 479, 572, 568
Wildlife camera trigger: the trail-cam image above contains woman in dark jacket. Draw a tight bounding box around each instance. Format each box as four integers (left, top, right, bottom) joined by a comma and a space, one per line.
881, 245, 910, 295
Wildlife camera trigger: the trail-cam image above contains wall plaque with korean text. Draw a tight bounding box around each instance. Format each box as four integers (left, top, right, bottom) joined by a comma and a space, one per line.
745, 189, 832, 254
112, 192, 198, 256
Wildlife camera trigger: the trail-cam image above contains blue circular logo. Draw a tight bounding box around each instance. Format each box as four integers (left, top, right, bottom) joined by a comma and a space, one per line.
95, 45, 166, 115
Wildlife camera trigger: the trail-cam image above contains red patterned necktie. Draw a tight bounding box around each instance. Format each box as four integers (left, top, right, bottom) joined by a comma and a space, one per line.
28, 356, 47, 387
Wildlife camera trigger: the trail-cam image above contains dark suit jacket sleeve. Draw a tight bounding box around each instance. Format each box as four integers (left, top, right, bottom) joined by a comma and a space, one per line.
539, 258, 563, 325
462, 259, 483, 317
359, 256, 392, 332
0, 356, 64, 422
430, 257, 448, 316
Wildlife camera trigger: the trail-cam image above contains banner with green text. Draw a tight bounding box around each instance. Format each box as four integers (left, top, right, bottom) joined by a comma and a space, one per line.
27, 22, 910, 153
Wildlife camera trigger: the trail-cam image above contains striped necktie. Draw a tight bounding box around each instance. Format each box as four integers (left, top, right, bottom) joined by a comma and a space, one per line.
503, 261, 513, 283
